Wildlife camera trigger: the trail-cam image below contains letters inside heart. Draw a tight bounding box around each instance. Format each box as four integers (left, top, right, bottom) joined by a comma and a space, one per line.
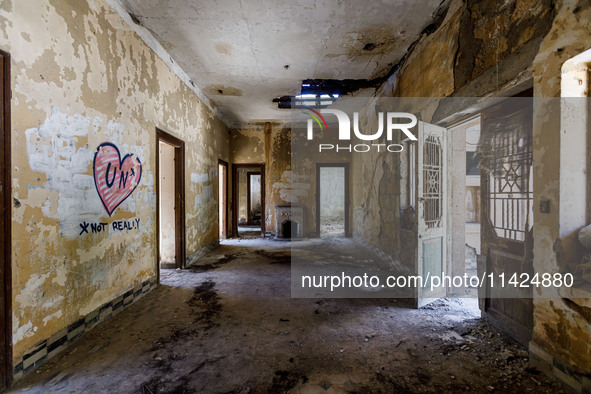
93, 142, 142, 216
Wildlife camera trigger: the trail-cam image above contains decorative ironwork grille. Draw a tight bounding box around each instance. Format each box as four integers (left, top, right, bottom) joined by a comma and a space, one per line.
423, 135, 442, 228
487, 131, 533, 241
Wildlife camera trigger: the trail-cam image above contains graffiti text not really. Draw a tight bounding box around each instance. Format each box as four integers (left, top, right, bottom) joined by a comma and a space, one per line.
79, 218, 141, 235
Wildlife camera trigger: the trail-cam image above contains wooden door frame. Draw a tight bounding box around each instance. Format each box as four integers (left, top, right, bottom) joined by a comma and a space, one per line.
232, 164, 265, 237
218, 159, 228, 239
156, 128, 185, 281
0, 50, 12, 389
316, 163, 350, 237
246, 171, 261, 225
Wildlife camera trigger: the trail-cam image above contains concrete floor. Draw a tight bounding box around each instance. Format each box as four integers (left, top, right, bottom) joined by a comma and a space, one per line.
320, 217, 345, 238
10, 237, 564, 393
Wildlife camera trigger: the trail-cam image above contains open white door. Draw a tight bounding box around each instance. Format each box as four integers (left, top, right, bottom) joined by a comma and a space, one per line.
417, 121, 447, 307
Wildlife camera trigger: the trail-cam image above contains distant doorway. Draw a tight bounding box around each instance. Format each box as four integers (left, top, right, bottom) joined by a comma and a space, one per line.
218, 160, 228, 239
247, 172, 261, 226
316, 164, 349, 237
232, 164, 265, 237
0, 50, 11, 391
157, 129, 185, 276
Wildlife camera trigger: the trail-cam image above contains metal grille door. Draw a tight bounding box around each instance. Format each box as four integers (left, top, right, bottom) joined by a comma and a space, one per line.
479, 97, 534, 347
487, 130, 533, 241
423, 135, 443, 229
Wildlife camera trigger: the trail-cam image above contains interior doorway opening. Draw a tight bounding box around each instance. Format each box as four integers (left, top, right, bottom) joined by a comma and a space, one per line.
463, 118, 482, 285
247, 172, 261, 227
443, 93, 535, 344
232, 164, 265, 237
237, 168, 261, 235
159, 141, 176, 267
445, 116, 482, 317
413, 119, 482, 314
157, 129, 185, 277
316, 164, 349, 238
218, 160, 228, 240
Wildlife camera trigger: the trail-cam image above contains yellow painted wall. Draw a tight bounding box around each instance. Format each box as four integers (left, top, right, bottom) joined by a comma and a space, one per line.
0, 0, 229, 359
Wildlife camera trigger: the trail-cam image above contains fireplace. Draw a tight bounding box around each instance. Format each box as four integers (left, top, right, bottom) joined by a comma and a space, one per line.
275, 205, 303, 239
282, 220, 298, 238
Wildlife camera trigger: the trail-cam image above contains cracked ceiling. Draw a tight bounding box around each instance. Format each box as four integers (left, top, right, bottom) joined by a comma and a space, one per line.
120, 0, 443, 128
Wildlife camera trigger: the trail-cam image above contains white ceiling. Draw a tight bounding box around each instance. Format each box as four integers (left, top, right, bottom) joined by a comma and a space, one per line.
121, 0, 443, 128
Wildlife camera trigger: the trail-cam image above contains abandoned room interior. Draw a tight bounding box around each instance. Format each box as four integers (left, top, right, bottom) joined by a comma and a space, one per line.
0, 0, 591, 392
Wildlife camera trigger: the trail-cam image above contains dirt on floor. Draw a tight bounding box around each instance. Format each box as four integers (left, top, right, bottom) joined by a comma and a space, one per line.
10, 237, 565, 393
320, 218, 345, 238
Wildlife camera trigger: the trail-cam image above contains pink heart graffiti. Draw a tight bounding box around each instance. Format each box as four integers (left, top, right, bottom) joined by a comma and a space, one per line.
93, 142, 142, 216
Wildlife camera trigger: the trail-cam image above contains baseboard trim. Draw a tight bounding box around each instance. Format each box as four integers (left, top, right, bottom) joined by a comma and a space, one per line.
12, 278, 156, 382
529, 340, 591, 393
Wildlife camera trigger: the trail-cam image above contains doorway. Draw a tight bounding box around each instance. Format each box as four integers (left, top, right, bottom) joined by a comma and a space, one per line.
0, 50, 11, 391
232, 164, 265, 237
316, 163, 349, 237
218, 160, 228, 239
157, 129, 185, 277
464, 119, 481, 283
443, 95, 534, 343
447, 116, 482, 294
247, 172, 261, 226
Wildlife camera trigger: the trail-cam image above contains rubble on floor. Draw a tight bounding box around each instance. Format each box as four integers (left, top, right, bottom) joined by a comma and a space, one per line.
11, 238, 564, 393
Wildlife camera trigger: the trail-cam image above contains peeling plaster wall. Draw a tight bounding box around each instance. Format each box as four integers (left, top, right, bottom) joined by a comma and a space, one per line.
230, 125, 294, 234
230, 127, 265, 164
353, 0, 556, 264
350, 102, 403, 264
349, 0, 591, 386
267, 125, 295, 234
529, 0, 591, 382
0, 0, 229, 361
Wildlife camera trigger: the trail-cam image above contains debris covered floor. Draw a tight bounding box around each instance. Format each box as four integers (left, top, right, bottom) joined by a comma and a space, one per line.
12, 238, 563, 393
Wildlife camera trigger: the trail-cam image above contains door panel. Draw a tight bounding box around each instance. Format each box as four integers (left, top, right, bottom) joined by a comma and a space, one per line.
480, 99, 534, 346
0, 50, 11, 391
218, 160, 228, 239
418, 121, 447, 307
